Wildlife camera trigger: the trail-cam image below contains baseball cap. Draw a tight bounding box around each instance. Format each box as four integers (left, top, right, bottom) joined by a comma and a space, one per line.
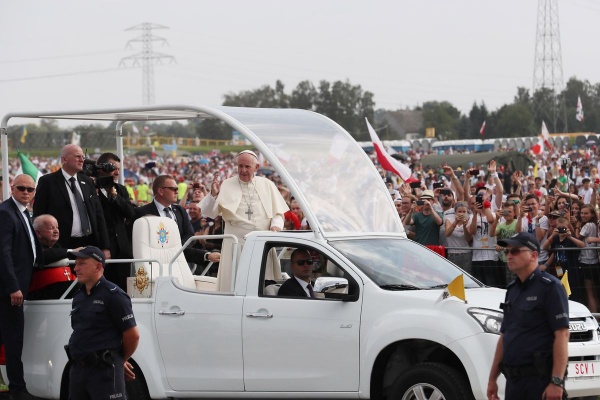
497, 232, 540, 253
70, 246, 105, 266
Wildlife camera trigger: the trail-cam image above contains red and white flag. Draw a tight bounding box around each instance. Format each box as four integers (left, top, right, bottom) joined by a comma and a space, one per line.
576, 96, 584, 122
366, 118, 411, 180
479, 120, 486, 137
531, 121, 552, 155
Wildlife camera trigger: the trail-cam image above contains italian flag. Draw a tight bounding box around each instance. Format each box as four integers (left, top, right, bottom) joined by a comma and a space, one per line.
16, 150, 42, 184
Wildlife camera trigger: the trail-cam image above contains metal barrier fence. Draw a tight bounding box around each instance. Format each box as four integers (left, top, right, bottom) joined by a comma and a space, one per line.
442, 246, 600, 317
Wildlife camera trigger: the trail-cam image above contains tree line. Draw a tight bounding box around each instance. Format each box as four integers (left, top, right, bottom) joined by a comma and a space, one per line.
9, 76, 600, 149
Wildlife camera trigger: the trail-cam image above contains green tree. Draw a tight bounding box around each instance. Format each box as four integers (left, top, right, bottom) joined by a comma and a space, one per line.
494, 103, 534, 138
467, 102, 488, 139
223, 79, 289, 108
421, 101, 461, 139
290, 80, 318, 110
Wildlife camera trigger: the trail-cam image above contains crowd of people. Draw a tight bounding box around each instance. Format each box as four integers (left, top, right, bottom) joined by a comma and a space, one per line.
2, 145, 600, 311
389, 149, 600, 315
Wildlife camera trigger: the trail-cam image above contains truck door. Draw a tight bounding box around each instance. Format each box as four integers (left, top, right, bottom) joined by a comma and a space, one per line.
242, 242, 362, 392
154, 277, 244, 391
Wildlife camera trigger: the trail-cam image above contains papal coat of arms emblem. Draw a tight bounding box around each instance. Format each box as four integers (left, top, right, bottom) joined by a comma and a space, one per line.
134, 265, 150, 294
156, 222, 170, 246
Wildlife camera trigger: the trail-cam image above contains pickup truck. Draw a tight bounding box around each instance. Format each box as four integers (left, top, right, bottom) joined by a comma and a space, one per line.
1, 105, 600, 400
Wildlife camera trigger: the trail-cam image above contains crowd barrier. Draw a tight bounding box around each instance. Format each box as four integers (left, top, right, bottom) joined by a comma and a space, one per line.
439, 245, 600, 316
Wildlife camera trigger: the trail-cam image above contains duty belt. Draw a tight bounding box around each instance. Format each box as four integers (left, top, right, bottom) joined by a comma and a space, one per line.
72, 349, 119, 368
501, 363, 545, 379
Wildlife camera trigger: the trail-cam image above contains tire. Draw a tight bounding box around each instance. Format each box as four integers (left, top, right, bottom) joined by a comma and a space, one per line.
389, 362, 475, 400
126, 367, 151, 400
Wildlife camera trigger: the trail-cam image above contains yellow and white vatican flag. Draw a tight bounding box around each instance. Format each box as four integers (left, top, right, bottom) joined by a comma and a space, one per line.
436, 274, 467, 304
561, 271, 571, 297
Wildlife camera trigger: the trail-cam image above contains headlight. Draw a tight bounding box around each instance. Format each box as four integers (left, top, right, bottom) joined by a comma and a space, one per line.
468, 307, 503, 334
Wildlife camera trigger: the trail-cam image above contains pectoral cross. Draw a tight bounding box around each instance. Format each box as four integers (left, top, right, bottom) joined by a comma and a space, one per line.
245, 206, 254, 220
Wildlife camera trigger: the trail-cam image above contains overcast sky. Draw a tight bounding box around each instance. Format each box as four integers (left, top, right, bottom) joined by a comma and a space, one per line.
1, 0, 599, 128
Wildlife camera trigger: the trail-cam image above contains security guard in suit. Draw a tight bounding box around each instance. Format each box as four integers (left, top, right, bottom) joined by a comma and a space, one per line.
487, 232, 569, 400
66, 246, 139, 400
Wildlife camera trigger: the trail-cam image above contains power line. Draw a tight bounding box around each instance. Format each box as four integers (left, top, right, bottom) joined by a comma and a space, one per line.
0, 49, 127, 65
532, 0, 568, 133
120, 22, 176, 105
0, 68, 123, 83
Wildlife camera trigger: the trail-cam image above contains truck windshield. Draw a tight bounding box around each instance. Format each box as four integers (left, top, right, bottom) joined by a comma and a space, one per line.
330, 238, 482, 289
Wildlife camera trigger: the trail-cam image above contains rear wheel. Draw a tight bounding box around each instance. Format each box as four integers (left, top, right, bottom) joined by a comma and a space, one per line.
389, 362, 474, 400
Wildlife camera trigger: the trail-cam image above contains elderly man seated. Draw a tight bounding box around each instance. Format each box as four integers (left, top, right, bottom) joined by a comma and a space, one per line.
28, 214, 79, 300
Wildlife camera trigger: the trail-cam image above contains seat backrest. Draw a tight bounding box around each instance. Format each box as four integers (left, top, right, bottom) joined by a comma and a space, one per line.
264, 284, 281, 296
132, 216, 195, 289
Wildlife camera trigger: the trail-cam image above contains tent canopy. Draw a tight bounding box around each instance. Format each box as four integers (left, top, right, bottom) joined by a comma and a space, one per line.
419, 150, 534, 172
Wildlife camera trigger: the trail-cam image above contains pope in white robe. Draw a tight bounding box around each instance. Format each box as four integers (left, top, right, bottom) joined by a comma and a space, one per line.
200, 150, 289, 291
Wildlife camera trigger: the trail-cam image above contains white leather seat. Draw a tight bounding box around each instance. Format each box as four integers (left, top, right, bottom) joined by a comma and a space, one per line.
127, 216, 217, 297
264, 284, 281, 296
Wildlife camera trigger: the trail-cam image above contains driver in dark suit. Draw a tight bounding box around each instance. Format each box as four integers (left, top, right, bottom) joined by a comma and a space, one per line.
278, 249, 316, 298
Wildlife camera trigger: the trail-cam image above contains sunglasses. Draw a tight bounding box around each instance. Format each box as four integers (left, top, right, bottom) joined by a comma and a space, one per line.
161, 187, 179, 192
15, 186, 35, 193
502, 248, 534, 255
295, 259, 314, 266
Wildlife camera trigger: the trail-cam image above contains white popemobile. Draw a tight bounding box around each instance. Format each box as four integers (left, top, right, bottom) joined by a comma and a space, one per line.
1, 106, 599, 400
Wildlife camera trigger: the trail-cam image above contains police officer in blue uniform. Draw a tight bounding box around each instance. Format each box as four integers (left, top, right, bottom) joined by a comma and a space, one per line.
67, 246, 140, 400
487, 232, 569, 400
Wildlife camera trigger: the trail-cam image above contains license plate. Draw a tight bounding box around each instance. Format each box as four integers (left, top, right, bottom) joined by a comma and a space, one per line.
568, 361, 600, 377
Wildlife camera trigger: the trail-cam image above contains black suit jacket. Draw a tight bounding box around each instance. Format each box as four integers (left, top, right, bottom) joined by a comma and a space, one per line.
40, 242, 69, 266
98, 183, 136, 258
134, 202, 208, 265
278, 276, 311, 298
0, 198, 43, 298
33, 170, 110, 250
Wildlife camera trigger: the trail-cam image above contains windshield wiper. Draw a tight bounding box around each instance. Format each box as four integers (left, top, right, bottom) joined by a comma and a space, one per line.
428, 284, 448, 289
380, 284, 422, 291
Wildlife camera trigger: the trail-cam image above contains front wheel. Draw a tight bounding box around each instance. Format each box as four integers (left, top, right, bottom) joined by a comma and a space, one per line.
389, 362, 474, 400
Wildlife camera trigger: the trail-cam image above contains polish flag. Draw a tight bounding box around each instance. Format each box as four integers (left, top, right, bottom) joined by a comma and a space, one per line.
576, 96, 584, 122
530, 121, 552, 155
366, 118, 411, 180
479, 120, 486, 137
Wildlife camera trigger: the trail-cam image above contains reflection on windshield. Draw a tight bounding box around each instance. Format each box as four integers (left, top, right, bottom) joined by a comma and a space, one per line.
218, 107, 404, 234
331, 238, 481, 289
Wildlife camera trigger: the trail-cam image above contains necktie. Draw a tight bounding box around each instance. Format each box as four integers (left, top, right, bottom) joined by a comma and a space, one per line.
23, 209, 33, 227
23, 209, 36, 259
164, 207, 176, 222
69, 177, 92, 236
307, 284, 315, 298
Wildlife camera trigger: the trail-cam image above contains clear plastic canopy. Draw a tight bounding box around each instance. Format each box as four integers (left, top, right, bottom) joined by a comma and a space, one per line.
218, 107, 404, 235
1, 105, 404, 236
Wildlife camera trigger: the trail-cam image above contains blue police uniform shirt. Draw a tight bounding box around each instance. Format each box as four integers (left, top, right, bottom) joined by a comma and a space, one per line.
69, 276, 137, 360
500, 267, 569, 366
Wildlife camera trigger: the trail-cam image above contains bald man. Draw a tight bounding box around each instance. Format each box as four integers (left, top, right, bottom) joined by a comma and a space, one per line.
0, 174, 43, 400
33, 144, 110, 258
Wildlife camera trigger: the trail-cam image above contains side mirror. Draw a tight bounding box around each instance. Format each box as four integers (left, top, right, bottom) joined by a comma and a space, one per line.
314, 277, 348, 293
314, 277, 358, 301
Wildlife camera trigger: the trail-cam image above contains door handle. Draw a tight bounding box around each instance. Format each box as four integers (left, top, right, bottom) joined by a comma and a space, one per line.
159, 309, 185, 316
246, 312, 273, 318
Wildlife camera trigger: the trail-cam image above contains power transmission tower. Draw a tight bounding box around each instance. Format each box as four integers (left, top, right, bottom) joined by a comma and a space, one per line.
532, 0, 567, 133
120, 23, 176, 105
